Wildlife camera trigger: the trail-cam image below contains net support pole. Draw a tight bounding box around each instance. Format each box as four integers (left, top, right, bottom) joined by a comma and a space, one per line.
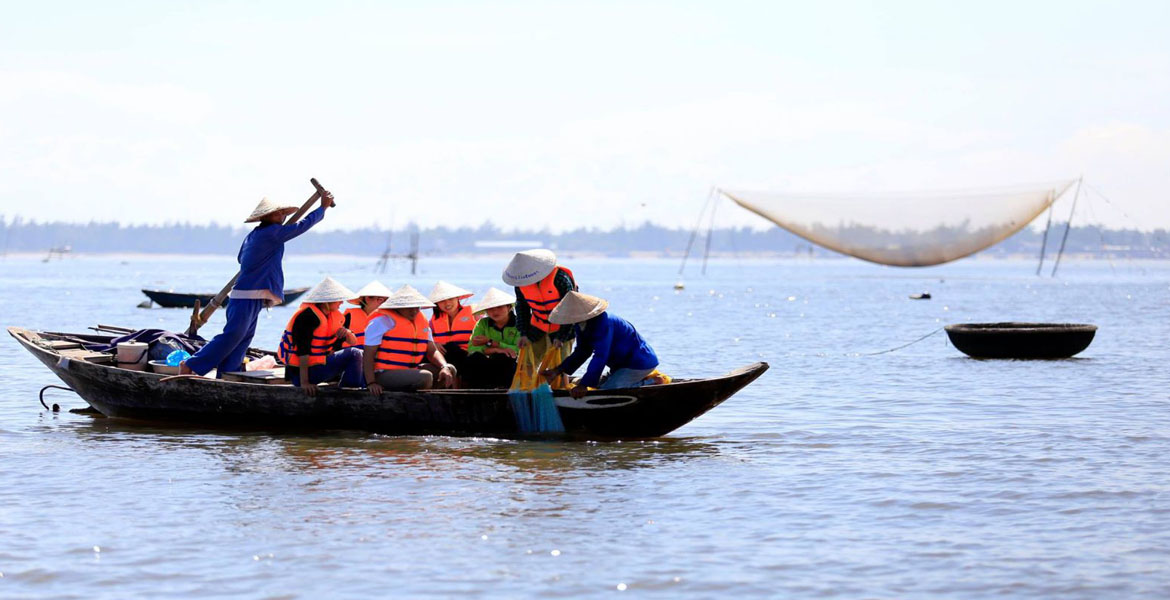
1050, 177, 1083, 278
701, 192, 720, 276
679, 187, 715, 275
1036, 202, 1055, 275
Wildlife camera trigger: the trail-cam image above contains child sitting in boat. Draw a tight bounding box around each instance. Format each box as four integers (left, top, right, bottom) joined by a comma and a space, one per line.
277, 277, 364, 396
427, 281, 477, 377
462, 287, 520, 389
363, 285, 457, 394
183, 190, 334, 377
341, 281, 392, 349
540, 292, 659, 399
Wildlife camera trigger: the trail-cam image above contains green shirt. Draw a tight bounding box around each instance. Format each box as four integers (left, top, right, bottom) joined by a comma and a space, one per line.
467, 313, 520, 354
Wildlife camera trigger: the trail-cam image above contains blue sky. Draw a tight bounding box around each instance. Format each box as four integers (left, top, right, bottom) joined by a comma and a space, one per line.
1, 1, 1167, 231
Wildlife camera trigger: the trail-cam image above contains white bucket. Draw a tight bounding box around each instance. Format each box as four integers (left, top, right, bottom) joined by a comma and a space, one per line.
116, 341, 149, 371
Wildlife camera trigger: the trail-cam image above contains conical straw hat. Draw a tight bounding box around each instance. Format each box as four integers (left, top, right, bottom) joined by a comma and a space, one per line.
349, 281, 394, 304
244, 197, 298, 223
472, 287, 516, 313
302, 276, 356, 304
428, 281, 474, 303
502, 249, 557, 286
548, 291, 608, 325
380, 284, 435, 310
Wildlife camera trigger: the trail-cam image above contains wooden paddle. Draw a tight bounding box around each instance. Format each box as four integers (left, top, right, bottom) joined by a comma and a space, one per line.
186, 178, 332, 336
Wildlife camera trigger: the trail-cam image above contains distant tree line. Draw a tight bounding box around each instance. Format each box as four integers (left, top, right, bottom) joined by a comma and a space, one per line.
0, 215, 1167, 259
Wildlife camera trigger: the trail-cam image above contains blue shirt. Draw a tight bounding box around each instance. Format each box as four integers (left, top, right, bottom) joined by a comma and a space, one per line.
557, 312, 658, 388
233, 207, 325, 301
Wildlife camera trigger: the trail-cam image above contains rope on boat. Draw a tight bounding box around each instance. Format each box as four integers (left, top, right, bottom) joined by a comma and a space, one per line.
38, 385, 76, 412
855, 327, 945, 356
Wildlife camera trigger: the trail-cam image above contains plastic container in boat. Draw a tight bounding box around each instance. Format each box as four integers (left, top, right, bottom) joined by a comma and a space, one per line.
116, 341, 149, 371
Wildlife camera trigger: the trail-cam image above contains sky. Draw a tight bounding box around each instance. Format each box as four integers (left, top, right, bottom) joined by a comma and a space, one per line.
1, 0, 1167, 232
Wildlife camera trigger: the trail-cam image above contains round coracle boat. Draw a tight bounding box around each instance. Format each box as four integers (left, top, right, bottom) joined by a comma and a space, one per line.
944, 322, 1097, 359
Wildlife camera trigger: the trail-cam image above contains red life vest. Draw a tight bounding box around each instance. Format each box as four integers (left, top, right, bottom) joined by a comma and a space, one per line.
519, 266, 575, 334
343, 306, 379, 348
430, 304, 476, 350
278, 304, 344, 367
373, 309, 431, 370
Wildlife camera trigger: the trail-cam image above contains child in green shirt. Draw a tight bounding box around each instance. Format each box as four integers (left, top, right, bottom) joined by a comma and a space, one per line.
463, 288, 520, 389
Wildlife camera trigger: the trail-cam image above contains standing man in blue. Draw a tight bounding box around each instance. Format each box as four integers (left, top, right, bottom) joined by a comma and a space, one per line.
181, 191, 335, 377
540, 291, 659, 398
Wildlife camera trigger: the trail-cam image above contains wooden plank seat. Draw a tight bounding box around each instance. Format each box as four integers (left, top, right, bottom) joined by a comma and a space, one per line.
222, 368, 288, 385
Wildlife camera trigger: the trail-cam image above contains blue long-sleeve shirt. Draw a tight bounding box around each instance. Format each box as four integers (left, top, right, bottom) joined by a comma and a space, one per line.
231, 206, 325, 302
557, 312, 658, 388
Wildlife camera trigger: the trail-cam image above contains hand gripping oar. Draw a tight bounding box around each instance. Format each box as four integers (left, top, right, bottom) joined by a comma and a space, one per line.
186, 178, 332, 337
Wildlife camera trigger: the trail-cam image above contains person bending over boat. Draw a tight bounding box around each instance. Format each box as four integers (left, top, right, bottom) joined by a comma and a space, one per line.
541, 292, 659, 399
427, 281, 477, 377
182, 191, 334, 377
462, 287, 520, 389
341, 281, 392, 349
277, 277, 363, 397
502, 249, 577, 358
364, 285, 457, 394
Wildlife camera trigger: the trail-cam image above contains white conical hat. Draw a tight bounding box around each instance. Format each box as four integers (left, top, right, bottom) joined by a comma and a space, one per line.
302, 276, 356, 304
472, 287, 516, 313
244, 197, 298, 223
428, 281, 474, 303
549, 291, 608, 325
380, 284, 435, 309
502, 249, 557, 286
349, 281, 394, 304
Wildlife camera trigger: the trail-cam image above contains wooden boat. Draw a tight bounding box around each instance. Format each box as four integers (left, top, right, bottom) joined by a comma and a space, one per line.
8, 327, 768, 440
944, 322, 1097, 359
140, 287, 310, 309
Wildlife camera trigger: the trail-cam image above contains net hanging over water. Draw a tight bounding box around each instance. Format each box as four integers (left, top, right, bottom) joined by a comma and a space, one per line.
721, 180, 1077, 266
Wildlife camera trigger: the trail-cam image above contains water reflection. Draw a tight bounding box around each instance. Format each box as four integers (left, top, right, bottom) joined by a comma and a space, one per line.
54, 411, 723, 478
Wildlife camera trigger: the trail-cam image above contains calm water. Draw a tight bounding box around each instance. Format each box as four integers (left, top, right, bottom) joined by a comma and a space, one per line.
2, 254, 1169, 598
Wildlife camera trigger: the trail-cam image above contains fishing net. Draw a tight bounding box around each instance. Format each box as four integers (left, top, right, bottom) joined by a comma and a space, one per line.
508, 344, 572, 434
722, 181, 1077, 266
510, 344, 573, 391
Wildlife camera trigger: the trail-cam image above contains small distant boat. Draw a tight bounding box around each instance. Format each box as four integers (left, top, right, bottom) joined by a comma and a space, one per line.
141, 287, 310, 309
909, 292, 931, 300
945, 322, 1097, 359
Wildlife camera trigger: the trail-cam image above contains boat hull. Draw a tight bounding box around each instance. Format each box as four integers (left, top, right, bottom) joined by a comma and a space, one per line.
141, 288, 309, 308
944, 322, 1097, 359
9, 327, 767, 440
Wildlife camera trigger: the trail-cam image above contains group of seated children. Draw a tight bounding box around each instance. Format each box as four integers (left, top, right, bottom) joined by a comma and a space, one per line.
274, 249, 658, 397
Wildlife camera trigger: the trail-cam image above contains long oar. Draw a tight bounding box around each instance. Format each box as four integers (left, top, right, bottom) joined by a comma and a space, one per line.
186, 178, 331, 336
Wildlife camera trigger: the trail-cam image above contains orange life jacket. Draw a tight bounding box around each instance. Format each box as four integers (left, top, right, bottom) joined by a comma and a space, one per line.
430, 304, 476, 350
519, 266, 576, 333
373, 309, 431, 370
343, 306, 379, 348
278, 304, 344, 367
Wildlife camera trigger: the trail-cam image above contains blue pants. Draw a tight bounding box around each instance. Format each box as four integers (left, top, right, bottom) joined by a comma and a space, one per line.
599, 367, 658, 390
185, 298, 264, 378
289, 347, 365, 388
